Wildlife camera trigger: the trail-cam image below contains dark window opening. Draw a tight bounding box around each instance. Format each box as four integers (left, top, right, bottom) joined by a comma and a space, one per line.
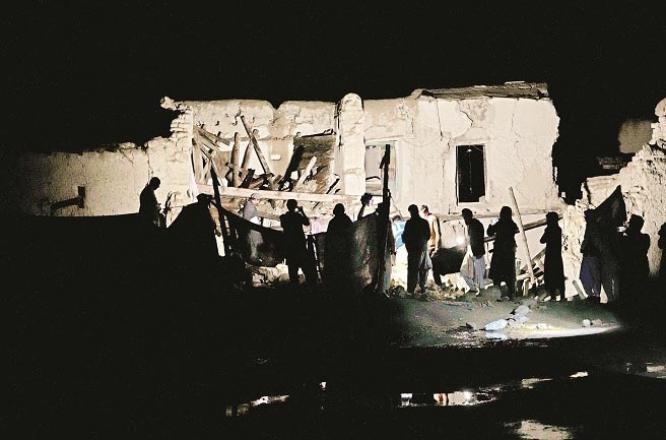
457, 145, 485, 203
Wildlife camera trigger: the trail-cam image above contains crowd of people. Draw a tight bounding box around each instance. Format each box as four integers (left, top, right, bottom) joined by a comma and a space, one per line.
139, 178, 658, 303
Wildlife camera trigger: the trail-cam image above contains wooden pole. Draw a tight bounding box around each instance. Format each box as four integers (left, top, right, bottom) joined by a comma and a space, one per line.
376, 144, 392, 294
198, 184, 357, 203
210, 167, 232, 256
293, 156, 317, 191
508, 187, 536, 288
241, 140, 253, 170
231, 132, 241, 187
239, 115, 273, 177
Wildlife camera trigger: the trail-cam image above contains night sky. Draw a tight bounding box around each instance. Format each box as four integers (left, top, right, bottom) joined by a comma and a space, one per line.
3, 1, 665, 199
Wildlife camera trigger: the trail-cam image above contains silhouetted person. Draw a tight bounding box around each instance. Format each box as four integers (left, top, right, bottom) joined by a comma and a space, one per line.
540, 212, 564, 301
580, 210, 602, 303
462, 208, 486, 293
327, 203, 353, 235
599, 219, 623, 303
621, 215, 650, 297
487, 206, 519, 300
280, 199, 315, 285
324, 203, 353, 286
357, 192, 374, 220
402, 204, 431, 295
657, 223, 666, 281
139, 177, 163, 228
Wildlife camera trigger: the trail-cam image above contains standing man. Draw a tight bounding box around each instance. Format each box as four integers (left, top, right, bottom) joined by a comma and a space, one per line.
462, 208, 486, 294
421, 205, 441, 257
280, 199, 315, 285
139, 177, 164, 228
402, 204, 432, 296
487, 206, 519, 301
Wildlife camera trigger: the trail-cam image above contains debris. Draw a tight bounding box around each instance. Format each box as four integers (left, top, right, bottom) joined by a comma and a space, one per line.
485, 319, 508, 331
591, 319, 603, 327
511, 305, 531, 317
507, 315, 530, 328
466, 322, 479, 331
582, 319, 592, 327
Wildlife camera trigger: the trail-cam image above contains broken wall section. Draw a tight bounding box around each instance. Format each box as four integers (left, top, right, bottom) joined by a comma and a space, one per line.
163, 97, 338, 184
7, 109, 197, 217
563, 99, 666, 295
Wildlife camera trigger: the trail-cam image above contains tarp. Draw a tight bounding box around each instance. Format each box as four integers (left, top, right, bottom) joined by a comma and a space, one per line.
313, 213, 381, 292
580, 186, 626, 301
221, 205, 285, 267
218, 205, 386, 292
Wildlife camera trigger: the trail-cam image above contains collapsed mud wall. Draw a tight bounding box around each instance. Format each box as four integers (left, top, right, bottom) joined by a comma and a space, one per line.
6, 109, 196, 217
563, 99, 666, 296
162, 97, 338, 184
7, 83, 561, 224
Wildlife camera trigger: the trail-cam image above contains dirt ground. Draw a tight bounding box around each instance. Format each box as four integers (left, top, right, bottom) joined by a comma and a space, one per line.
388, 286, 620, 348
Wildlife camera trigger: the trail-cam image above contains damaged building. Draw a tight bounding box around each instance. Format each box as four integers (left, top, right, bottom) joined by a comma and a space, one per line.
7, 81, 563, 288
562, 98, 666, 299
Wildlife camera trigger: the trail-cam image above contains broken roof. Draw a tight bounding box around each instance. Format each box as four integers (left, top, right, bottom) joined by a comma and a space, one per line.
418, 81, 549, 100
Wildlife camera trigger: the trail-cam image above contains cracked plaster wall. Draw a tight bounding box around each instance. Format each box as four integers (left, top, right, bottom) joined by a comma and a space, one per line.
8, 109, 196, 217
363, 94, 561, 215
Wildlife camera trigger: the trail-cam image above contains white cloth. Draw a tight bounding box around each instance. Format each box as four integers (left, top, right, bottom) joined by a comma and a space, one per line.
460, 246, 486, 290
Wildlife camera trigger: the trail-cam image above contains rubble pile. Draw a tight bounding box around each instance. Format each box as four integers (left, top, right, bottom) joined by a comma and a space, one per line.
562, 98, 666, 296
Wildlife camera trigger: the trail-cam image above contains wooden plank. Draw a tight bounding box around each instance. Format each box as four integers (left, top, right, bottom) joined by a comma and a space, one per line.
198, 184, 358, 203
239, 115, 273, 176
509, 186, 536, 288
196, 126, 231, 150
292, 156, 317, 191
239, 169, 255, 188
192, 136, 204, 183
240, 140, 253, 171
230, 132, 240, 187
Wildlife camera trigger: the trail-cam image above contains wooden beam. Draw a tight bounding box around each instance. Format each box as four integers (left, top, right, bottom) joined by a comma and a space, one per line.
198, 184, 358, 203
239, 115, 273, 176
192, 136, 204, 183
240, 140, 253, 170
292, 156, 317, 191
196, 126, 230, 150
509, 186, 536, 287
230, 132, 241, 187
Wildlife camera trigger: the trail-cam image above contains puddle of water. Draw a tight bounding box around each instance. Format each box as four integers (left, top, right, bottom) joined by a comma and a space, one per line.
224, 372, 593, 416
507, 419, 575, 439
400, 390, 495, 407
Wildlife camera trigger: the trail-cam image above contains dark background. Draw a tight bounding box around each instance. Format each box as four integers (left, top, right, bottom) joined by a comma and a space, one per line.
2, 1, 665, 199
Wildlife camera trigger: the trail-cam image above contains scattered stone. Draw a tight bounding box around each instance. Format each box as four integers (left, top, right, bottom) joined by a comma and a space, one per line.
507, 315, 529, 328
512, 305, 531, 317
485, 319, 508, 331
466, 322, 478, 331
582, 319, 592, 327
485, 332, 508, 340
591, 319, 603, 327
520, 298, 538, 308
